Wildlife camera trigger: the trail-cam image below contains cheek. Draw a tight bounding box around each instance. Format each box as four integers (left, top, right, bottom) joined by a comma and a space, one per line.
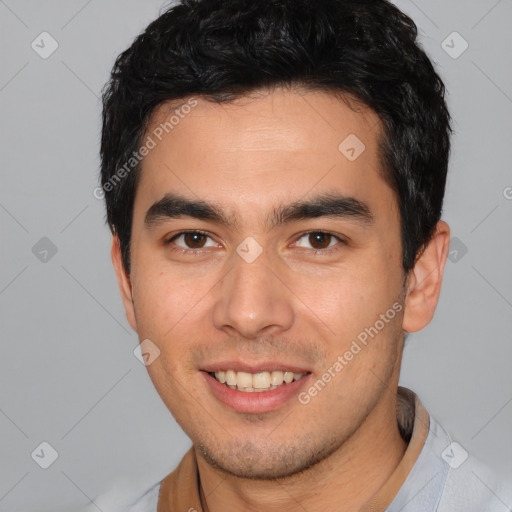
290, 260, 396, 344
130, 267, 203, 344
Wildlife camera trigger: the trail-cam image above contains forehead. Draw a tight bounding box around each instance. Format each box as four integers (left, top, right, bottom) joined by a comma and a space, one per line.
134, 88, 396, 226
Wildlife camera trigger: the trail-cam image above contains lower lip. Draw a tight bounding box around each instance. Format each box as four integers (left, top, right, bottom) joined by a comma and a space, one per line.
201, 371, 312, 414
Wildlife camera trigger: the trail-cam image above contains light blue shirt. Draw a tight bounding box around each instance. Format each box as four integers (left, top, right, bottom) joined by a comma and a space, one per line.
83, 391, 512, 511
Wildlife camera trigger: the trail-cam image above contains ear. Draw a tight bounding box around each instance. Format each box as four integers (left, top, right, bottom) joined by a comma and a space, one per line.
111, 235, 138, 332
402, 220, 451, 333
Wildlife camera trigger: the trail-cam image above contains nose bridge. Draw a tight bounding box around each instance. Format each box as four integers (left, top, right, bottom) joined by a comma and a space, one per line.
212, 249, 294, 338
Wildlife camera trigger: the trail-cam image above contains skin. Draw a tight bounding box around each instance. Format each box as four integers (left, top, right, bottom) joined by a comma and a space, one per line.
111, 87, 450, 511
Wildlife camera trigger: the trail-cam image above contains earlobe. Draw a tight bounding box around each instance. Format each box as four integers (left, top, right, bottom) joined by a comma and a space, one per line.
402, 220, 451, 333
111, 235, 138, 332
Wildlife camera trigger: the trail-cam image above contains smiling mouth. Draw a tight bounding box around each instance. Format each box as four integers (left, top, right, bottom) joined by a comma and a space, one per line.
207, 370, 309, 392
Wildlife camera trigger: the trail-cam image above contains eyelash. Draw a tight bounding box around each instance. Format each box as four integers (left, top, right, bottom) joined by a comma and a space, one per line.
294, 230, 347, 255
164, 230, 347, 255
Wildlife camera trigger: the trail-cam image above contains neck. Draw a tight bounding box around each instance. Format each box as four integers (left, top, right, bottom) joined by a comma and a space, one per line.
196, 387, 408, 512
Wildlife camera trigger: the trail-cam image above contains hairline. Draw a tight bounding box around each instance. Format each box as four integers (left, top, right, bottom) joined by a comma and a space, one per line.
120, 83, 403, 274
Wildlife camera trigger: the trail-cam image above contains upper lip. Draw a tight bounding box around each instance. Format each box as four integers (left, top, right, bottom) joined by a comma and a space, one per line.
201, 361, 311, 374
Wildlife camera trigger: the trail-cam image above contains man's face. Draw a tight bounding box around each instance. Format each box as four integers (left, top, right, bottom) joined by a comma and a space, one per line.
123, 88, 407, 478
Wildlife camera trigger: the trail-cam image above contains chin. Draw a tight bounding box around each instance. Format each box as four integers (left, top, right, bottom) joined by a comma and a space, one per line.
196, 436, 340, 481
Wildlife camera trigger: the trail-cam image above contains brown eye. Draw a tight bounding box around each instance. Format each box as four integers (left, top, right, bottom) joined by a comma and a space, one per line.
169, 231, 217, 250
308, 232, 333, 249
293, 231, 343, 252
182, 232, 207, 248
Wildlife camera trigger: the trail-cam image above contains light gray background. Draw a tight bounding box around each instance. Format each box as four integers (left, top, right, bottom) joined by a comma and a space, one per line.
1, 0, 511, 510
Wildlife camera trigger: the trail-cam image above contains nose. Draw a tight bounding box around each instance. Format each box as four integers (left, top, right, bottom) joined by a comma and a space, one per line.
212, 250, 294, 339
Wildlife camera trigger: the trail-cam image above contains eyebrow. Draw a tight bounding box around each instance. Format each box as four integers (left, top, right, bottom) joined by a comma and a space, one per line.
144, 192, 374, 229
269, 193, 374, 228
144, 193, 234, 228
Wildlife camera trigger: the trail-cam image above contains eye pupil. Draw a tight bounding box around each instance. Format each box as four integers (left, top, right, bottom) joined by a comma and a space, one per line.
184, 233, 206, 248
309, 232, 331, 249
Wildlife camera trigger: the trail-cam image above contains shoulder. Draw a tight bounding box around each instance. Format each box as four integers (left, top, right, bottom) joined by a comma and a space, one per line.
395, 412, 511, 511
435, 436, 512, 512
79, 479, 161, 512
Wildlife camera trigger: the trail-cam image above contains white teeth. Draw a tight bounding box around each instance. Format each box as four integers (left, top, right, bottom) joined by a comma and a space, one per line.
283, 371, 294, 383
211, 369, 307, 392
253, 371, 271, 388
271, 371, 284, 386
236, 371, 253, 388
225, 370, 237, 386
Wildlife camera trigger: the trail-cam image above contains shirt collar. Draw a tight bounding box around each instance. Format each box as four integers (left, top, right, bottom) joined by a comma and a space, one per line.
360, 386, 430, 511
157, 386, 429, 512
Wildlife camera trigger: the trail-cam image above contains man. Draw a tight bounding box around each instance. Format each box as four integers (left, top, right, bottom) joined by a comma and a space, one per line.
92, 0, 511, 510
